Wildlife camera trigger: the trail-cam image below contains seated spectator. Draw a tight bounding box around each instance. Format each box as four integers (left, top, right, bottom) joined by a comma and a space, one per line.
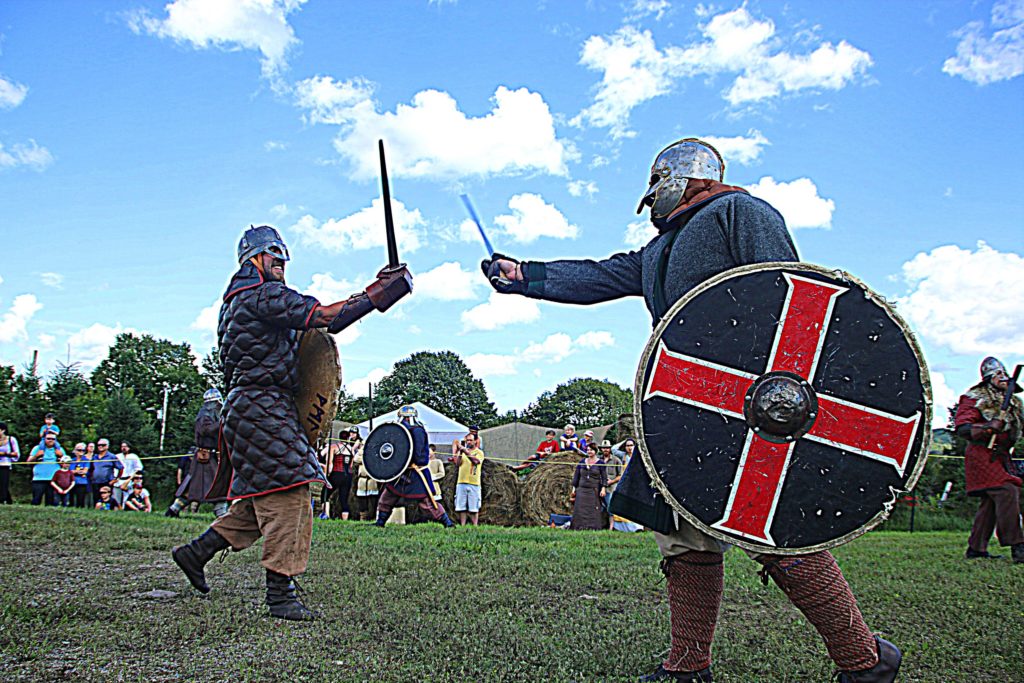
0, 421, 20, 505
512, 429, 560, 471
577, 429, 595, 454
89, 439, 121, 505
123, 473, 152, 512
94, 485, 120, 511
70, 443, 92, 508
559, 424, 580, 452
428, 444, 445, 506
38, 412, 62, 445
51, 456, 75, 507
27, 431, 63, 506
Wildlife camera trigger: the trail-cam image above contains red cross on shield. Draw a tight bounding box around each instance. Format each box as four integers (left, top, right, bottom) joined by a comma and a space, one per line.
636, 264, 930, 553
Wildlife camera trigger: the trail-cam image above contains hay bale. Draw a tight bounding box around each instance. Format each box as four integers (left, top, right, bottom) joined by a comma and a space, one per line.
440, 458, 524, 526
520, 453, 580, 526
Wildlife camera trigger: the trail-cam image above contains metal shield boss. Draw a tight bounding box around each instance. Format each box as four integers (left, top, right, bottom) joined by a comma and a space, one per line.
363, 422, 414, 483
296, 329, 342, 448
636, 263, 931, 555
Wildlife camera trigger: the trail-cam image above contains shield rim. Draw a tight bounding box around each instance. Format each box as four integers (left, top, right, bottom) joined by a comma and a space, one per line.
296, 328, 342, 450
363, 422, 414, 483
633, 261, 932, 555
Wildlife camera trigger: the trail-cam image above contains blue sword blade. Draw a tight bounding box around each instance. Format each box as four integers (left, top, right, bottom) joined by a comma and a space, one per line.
460, 193, 495, 256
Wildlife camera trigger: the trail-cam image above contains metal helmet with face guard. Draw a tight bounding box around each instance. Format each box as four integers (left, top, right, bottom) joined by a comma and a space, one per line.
203, 388, 223, 403
980, 356, 1007, 381
397, 405, 418, 420
637, 138, 725, 218
237, 225, 291, 264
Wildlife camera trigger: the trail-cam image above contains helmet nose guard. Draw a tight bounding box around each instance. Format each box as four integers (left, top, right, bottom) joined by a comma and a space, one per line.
637, 138, 725, 218
237, 225, 291, 264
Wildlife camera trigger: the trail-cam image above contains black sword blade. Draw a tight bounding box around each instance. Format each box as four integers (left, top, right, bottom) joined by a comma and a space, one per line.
379, 139, 399, 268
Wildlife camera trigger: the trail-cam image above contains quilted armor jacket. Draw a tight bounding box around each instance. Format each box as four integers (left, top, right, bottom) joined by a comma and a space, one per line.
208, 262, 328, 500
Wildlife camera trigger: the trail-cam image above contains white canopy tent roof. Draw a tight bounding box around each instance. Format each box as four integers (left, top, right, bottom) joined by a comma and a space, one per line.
354, 401, 469, 446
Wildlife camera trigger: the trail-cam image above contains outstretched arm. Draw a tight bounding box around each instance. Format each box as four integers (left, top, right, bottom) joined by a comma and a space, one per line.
481, 248, 644, 305
308, 266, 413, 333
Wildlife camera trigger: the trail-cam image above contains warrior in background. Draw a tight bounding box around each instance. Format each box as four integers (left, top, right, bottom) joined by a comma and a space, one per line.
165, 388, 228, 518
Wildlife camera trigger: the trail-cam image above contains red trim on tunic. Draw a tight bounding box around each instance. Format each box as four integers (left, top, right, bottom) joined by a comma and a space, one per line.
304, 303, 319, 329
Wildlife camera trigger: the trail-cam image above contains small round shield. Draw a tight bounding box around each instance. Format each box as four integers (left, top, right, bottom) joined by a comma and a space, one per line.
362, 422, 413, 483
296, 328, 342, 449
635, 262, 931, 555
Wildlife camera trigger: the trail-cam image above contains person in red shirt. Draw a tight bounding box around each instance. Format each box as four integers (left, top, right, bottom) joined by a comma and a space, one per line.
50, 456, 75, 507
512, 429, 560, 472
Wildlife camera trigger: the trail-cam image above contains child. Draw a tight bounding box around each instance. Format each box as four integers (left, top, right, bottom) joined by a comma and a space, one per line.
51, 456, 75, 507
123, 473, 151, 513
37, 412, 65, 452
94, 485, 120, 511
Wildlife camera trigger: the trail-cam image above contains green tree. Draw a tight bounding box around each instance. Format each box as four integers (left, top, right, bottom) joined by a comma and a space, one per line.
521, 378, 633, 428
44, 362, 92, 438
199, 347, 225, 394
6, 365, 47, 440
374, 351, 498, 427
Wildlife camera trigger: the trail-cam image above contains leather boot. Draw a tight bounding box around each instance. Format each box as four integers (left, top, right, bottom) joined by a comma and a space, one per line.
837, 637, 902, 683
638, 664, 712, 682
265, 570, 315, 621
439, 512, 455, 528
1012, 543, 1024, 564
171, 528, 230, 594
375, 510, 391, 527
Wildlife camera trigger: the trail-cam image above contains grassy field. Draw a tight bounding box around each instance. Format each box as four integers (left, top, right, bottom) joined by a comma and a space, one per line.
0, 506, 1021, 682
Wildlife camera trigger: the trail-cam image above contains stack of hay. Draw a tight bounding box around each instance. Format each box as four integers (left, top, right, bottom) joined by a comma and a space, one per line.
520, 452, 581, 526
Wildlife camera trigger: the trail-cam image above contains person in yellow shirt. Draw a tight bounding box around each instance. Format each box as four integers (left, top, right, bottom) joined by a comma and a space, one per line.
452, 433, 484, 526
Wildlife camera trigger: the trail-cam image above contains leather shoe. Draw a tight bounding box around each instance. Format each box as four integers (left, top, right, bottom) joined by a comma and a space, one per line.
837, 637, 901, 683
638, 664, 712, 682
1012, 543, 1024, 564
965, 548, 1003, 559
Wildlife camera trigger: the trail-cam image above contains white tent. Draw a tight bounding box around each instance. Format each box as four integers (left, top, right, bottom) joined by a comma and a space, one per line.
355, 401, 468, 446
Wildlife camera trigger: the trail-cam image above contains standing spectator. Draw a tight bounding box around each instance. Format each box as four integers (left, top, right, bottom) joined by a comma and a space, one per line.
428, 444, 446, 508
90, 439, 122, 505
51, 456, 75, 507
70, 443, 92, 508
112, 441, 143, 507
599, 440, 623, 529
327, 429, 357, 520
559, 424, 579, 452
570, 443, 607, 531
352, 444, 379, 521
512, 429, 560, 472
27, 431, 63, 506
124, 473, 152, 512
453, 432, 485, 526
94, 485, 120, 511
610, 438, 642, 532
0, 422, 20, 504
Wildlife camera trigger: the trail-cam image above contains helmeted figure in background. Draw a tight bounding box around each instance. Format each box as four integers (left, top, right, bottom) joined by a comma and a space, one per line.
166, 388, 229, 518
481, 139, 901, 682
954, 356, 1024, 563
374, 405, 455, 528
172, 225, 411, 621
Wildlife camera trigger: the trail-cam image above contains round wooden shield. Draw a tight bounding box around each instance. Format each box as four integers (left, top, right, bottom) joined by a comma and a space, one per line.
363, 422, 413, 483
635, 262, 931, 555
296, 328, 342, 449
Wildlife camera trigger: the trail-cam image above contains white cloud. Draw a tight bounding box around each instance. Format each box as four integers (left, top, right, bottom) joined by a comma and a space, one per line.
127, 0, 306, 81
493, 193, 579, 244
304, 272, 358, 303
345, 366, 389, 397
943, 0, 1024, 85
523, 333, 574, 363
290, 198, 425, 254
464, 353, 520, 378
264, 140, 287, 152
0, 294, 42, 343
270, 203, 289, 218
574, 8, 872, 136
191, 299, 221, 336
39, 272, 63, 289
567, 179, 599, 198
0, 76, 28, 109
294, 76, 575, 181
624, 219, 658, 248
37, 333, 56, 351
67, 322, 134, 369
746, 176, 834, 229
898, 242, 1024, 356
416, 262, 485, 301
929, 371, 958, 429
0, 140, 54, 171
700, 129, 770, 166
625, 0, 671, 22
461, 292, 541, 331
575, 330, 615, 350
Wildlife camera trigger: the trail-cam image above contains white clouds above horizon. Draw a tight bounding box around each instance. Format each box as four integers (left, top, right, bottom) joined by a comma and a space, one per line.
465, 330, 615, 378
290, 198, 425, 255
898, 241, 1024, 357
943, 0, 1024, 85
701, 129, 770, 166
127, 0, 306, 82
746, 176, 835, 229
344, 366, 389, 398
416, 262, 485, 301
623, 219, 657, 249
40, 272, 63, 289
930, 370, 957, 428
574, 8, 872, 137
0, 295, 42, 344
0, 75, 28, 109
493, 193, 579, 244
294, 77, 575, 181
0, 140, 54, 171
67, 322, 136, 369
461, 292, 541, 332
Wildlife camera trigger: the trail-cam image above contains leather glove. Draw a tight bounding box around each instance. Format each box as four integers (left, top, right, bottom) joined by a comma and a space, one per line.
480, 253, 528, 294
366, 265, 413, 312
969, 419, 1005, 442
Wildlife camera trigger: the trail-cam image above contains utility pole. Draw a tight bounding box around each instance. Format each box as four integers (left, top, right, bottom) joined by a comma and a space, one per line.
368, 383, 374, 430
159, 384, 170, 453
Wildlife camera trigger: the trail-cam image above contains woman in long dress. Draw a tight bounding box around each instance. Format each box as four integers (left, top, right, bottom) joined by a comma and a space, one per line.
570, 443, 607, 530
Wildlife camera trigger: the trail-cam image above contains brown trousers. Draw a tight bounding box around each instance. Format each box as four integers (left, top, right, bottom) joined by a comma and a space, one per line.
377, 488, 447, 521
211, 484, 312, 577
968, 482, 1024, 550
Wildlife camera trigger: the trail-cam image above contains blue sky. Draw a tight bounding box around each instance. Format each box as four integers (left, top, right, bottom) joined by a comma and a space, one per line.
0, 0, 1021, 424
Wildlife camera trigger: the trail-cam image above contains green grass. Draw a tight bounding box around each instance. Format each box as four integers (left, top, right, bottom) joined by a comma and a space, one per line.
0, 506, 1021, 682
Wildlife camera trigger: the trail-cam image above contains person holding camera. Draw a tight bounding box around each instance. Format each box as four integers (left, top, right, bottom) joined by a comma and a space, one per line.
453, 432, 485, 526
